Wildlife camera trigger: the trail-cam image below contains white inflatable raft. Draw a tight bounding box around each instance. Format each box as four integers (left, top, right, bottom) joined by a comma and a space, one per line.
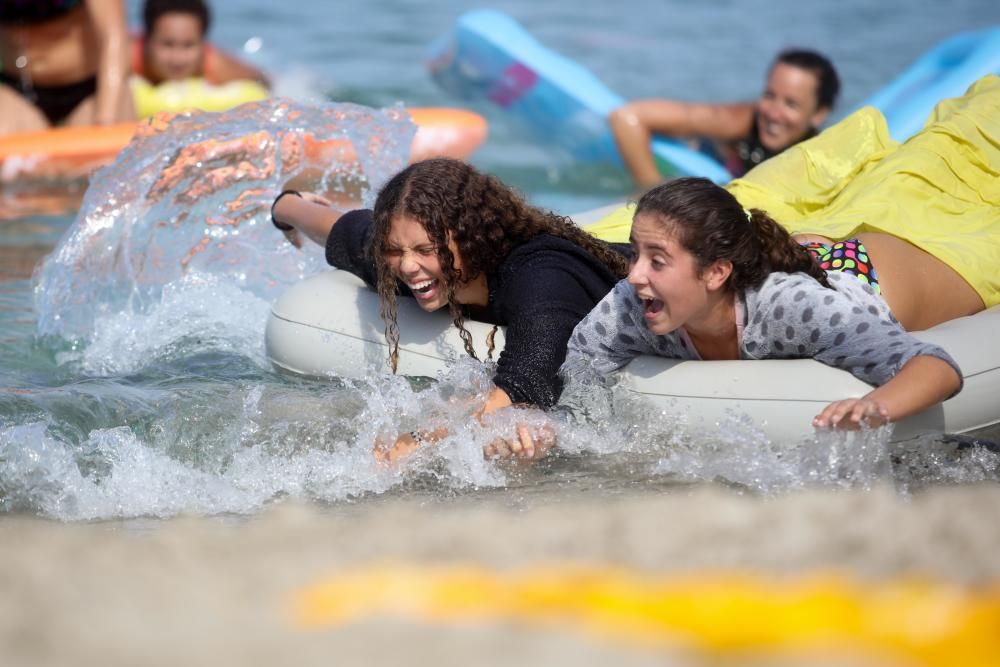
265, 268, 1000, 444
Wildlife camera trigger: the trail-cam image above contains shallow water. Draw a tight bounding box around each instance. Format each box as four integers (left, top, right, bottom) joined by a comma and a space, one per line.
2, 0, 999, 524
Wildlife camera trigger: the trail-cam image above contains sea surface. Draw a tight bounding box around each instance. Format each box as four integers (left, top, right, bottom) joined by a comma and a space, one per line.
1, 0, 999, 522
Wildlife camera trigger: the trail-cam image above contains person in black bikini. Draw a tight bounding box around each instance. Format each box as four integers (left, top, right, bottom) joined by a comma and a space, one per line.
0, 0, 134, 135
271, 157, 630, 462
609, 49, 839, 187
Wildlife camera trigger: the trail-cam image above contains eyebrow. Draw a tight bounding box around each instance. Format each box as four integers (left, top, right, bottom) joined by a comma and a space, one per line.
629, 236, 671, 254
385, 241, 437, 251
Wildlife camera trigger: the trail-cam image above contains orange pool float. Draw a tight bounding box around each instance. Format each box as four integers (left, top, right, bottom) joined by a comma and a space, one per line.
0, 107, 488, 184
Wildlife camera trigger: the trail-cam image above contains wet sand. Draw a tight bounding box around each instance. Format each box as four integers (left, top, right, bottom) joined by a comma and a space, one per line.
2, 483, 999, 667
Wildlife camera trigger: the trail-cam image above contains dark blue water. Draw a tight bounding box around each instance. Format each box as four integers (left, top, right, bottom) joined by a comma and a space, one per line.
1, 1, 998, 520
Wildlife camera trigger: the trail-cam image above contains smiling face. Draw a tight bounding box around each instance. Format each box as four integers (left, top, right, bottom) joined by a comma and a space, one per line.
754, 62, 829, 152
146, 12, 205, 82
382, 213, 491, 312
627, 213, 726, 335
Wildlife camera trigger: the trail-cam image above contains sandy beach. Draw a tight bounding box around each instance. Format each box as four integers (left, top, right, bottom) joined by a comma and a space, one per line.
3, 483, 999, 667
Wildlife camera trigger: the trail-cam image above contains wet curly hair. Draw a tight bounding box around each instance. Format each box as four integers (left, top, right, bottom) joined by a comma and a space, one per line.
371, 158, 629, 372
635, 177, 831, 293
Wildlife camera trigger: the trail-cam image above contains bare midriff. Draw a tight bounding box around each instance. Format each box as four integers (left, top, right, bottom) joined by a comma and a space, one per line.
0, 6, 98, 86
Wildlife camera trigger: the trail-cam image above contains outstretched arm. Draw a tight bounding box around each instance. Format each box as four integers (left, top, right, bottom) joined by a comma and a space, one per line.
813, 355, 962, 429
271, 191, 345, 248
750, 273, 964, 431
608, 100, 753, 188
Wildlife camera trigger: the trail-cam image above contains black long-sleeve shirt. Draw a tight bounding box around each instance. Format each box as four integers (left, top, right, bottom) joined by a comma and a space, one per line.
325, 208, 624, 408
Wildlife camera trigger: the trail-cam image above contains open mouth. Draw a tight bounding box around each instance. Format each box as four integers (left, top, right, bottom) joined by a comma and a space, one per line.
407, 279, 438, 300
758, 118, 788, 143
642, 297, 664, 317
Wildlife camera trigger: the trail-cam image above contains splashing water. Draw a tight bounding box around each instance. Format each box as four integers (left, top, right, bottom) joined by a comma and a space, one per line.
33, 99, 416, 343
5, 98, 998, 522
2, 350, 998, 520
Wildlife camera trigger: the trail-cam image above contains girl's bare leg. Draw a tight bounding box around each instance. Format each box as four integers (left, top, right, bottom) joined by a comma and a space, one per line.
0, 84, 49, 135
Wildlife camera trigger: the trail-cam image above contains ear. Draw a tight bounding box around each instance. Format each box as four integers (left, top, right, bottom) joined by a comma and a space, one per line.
703, 259, 733, 291
810, 105, 830, 129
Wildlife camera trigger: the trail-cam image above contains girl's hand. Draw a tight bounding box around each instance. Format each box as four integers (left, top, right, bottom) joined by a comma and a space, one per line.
373, 432, 424, 465
813, 398, 889, 430
484, 423, 555, 461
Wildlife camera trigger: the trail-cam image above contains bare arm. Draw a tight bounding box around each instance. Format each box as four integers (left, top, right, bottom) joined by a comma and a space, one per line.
207, 47, 271, 88
86, 0, 133, 124
608, 100, 754, 188
813, 355, 962, 429
271, 191, 345, 247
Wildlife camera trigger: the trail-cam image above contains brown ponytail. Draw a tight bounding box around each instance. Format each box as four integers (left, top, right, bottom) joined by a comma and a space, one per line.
635, 177, 831, 292
747, 208, 831, 289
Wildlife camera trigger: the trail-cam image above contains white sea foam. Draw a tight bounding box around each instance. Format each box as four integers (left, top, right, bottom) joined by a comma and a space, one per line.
74, 272, 272, 376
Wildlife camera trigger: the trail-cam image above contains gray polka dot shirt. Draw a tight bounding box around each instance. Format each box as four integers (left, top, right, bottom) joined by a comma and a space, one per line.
563, 271, 962, 389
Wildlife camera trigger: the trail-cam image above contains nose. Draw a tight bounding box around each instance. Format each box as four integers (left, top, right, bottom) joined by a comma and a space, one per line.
626, 259, 647, 288
756, 97, 774, 118
397, 250, 420, 274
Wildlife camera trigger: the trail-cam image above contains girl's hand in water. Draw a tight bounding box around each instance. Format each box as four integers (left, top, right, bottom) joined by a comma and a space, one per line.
373, 422, 555, 465
813, 398, 889, 430
373, 425, 449, 465
484, 423, 555, 461
373, 432, 423, 465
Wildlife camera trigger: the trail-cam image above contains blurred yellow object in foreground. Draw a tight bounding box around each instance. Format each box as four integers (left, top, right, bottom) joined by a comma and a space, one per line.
295, 564, 1000, 666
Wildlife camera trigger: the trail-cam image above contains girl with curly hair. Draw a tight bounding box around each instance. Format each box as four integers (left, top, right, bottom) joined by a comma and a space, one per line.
271, 157, 629, 460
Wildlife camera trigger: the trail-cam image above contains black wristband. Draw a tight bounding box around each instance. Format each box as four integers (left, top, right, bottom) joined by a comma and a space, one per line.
271, 189, 303, 231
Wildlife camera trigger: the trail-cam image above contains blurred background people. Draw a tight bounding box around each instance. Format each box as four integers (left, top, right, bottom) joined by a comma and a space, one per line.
609, 49, 840, 187
133, 0, 268, 87
0, 0, 135, 135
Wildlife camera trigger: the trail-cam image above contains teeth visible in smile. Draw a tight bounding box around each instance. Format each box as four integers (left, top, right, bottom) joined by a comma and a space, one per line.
407, 279, 435, 292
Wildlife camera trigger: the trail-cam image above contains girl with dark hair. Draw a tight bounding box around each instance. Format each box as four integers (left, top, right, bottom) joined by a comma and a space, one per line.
609, 49, 840, 186
135, 0, 269, 87
564, 177, 962, 430
271, 157, 629, 460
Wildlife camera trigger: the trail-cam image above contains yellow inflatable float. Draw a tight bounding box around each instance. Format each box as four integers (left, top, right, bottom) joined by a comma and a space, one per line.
130, 76, 270, 118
